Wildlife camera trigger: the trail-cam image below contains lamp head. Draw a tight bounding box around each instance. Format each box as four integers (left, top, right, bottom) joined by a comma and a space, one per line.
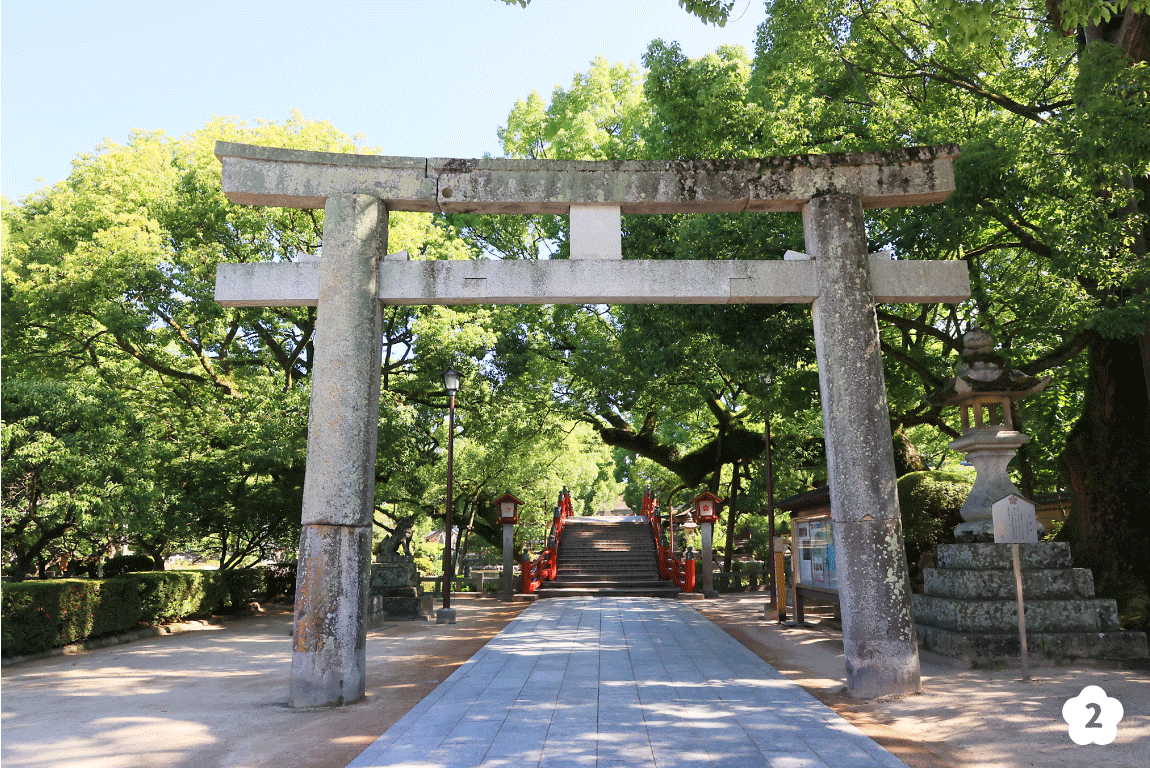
442, 366, 461, 394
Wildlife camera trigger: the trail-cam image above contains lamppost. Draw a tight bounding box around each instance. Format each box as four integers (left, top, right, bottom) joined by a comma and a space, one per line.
437, 366, 461, 625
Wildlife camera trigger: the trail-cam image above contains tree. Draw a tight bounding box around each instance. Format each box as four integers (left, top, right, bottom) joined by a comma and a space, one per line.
485, 4, 1149, 607
751, 0, 1150, 616
501, 0, 738, 27
1, 114, 489, 569
1, 379, 158, 578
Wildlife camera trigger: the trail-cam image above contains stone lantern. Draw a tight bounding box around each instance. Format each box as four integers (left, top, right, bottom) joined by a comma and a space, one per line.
915, 326, 1148, 668
689, 491, 723, 598
929, 325, 1049, 541
494, 492, 524, 600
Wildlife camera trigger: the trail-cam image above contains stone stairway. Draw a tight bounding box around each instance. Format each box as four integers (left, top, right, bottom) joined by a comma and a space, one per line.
534, 517, 680, 599
912, 542, 1148, 666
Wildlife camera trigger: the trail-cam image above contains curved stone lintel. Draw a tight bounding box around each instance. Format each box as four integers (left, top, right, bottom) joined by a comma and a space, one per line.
216, 141, 959, 213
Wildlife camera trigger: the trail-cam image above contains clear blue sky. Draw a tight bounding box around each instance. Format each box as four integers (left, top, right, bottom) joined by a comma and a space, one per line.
1, 0, 763, 200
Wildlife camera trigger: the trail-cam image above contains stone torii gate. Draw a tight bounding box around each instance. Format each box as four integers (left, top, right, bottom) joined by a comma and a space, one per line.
213, 141, 969, 707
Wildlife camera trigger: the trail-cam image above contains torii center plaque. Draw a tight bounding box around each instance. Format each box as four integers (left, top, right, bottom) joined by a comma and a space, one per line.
213, 141, 969, 706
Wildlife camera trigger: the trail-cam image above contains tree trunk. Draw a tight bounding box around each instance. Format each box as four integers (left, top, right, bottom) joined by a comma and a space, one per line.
12, 519, 75, 580
1060, 336, 1150, 625
891, 427, 927, 477
724, 461, 740, 572
1010, 403, 1037, 498
455, 502, 476, 577
137, 539, 168, 571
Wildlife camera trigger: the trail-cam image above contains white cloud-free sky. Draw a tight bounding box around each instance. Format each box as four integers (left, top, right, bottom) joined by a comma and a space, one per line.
1, 0, 763, 200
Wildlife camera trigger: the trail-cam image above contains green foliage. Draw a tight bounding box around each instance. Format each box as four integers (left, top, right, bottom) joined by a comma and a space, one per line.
411, 536, 443, 578
0, 569, 273, 657
500, 0, 734, 26
897, 470, 974, 583
1055, 0, 1149, 30
500, 57, 650, 160
2, 378, 158, 578
644, 41, 767, 158
1, 114, 425, 571
222, 568, 267, 607
132, 571, 228, 622
102, 554, 159, 576
677, 0, 735, 25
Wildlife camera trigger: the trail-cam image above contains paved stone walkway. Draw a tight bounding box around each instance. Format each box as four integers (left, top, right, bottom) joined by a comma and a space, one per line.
346, 597, 909, 768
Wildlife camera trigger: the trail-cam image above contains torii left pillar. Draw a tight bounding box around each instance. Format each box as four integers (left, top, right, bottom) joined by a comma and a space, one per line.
289, 193, 385, 708
805, 193, 920, 697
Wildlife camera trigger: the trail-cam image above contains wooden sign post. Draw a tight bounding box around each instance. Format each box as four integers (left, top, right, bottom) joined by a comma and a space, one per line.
992, 494, 1039, 681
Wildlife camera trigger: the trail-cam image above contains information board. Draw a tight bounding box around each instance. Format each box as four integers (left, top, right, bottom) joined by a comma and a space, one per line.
794, 515, 837, 590
992, 494, 1039, 544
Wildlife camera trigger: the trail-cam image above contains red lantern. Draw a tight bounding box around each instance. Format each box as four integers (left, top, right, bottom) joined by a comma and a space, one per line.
494, 492, 525, 525
690, 491, 722, 524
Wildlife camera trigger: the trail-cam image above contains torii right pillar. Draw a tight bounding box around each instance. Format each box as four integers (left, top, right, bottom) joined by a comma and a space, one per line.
805, 192, 921, 697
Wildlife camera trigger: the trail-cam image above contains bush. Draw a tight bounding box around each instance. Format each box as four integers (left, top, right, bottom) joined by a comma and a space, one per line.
898, 470, 973, 586
1, 579, 142, 657
265, 561, 297, 598
133, 571, 228, 622
103, 554, 159, 577
1, 566, 281, 657
221, 569, 267, 608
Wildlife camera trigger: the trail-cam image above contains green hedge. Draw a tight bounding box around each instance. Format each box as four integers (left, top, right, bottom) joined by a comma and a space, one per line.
222, 569, 266, 610
264, 562, 297, 598
2, 568, 270, 658
135, 571, 227, 623
898, 469, 974, 584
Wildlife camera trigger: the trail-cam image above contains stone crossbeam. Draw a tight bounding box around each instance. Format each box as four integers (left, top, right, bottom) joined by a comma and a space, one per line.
215, 256, 970, 307
215, 141, 959, 214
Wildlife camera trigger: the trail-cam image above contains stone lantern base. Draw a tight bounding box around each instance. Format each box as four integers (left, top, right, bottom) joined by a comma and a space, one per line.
912, 542, 1147, 666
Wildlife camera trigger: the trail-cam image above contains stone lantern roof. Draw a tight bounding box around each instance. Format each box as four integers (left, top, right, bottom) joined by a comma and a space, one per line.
929, 325, 1048, 411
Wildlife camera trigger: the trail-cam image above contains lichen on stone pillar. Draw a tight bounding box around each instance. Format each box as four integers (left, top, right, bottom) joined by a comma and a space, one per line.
804, 191, 921, 698
289, 193, 386, 708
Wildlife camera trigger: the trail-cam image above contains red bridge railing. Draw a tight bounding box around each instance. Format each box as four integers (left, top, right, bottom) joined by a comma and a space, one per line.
641, 488, 695, 594
522, 487, 574, 594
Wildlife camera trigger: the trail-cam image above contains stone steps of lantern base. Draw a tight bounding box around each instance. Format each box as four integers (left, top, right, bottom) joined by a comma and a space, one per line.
914, 624, 1150, 666
923, 567, 1098, 601
912, 594, 1122, 633
936, 541, 1073, 570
